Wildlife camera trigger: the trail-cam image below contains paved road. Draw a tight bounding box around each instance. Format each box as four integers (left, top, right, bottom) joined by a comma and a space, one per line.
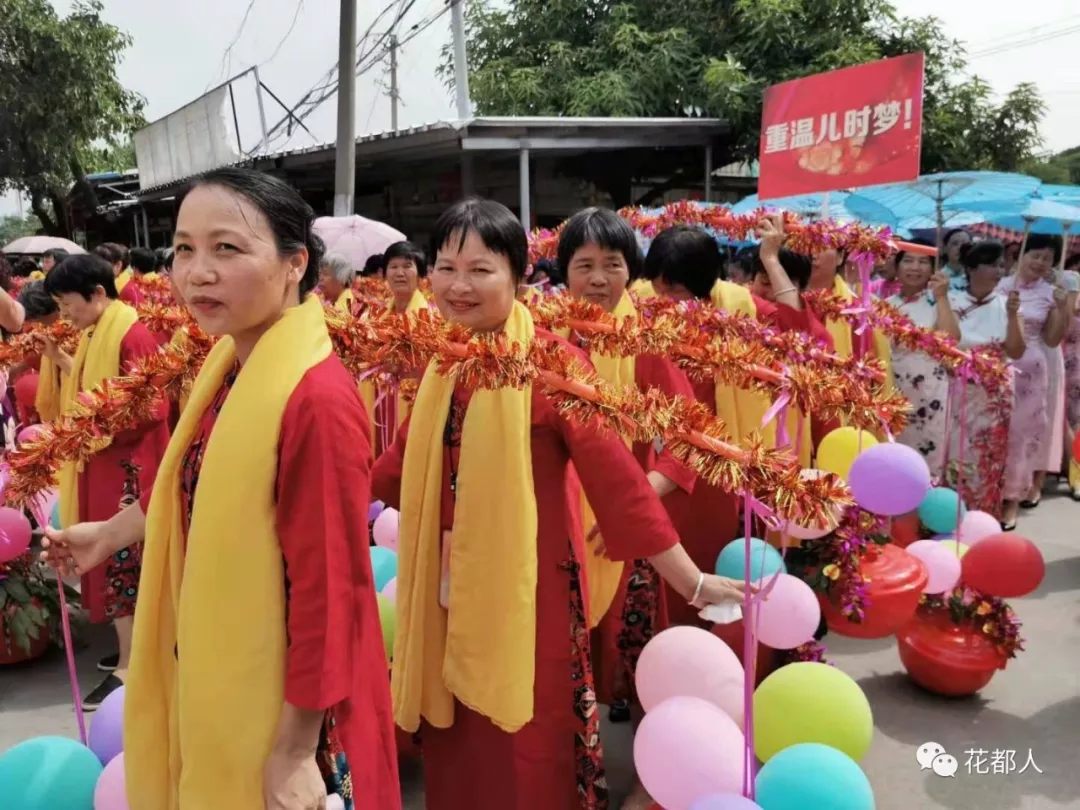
3, 484, 1078, 810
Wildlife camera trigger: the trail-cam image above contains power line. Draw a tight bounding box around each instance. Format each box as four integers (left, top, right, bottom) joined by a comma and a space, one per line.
211, 0, 259, 88
261, 0, 306, 67
966, 13, 1080, 50
968, 24, 1080, 60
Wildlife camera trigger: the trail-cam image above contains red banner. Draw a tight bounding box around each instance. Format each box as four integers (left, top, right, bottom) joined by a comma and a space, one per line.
757, 54, 925, 200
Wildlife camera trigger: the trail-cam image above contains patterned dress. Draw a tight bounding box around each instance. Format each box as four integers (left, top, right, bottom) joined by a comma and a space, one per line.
996, 277, 1055, 501
887, 292, 950, 480
1060, 272, 1080, 432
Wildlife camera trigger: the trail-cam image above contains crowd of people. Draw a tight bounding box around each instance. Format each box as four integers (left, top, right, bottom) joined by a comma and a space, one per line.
0, 167, 1072, 810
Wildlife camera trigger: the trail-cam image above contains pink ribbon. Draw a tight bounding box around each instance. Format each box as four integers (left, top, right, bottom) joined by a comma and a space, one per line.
28, 497, 86, 745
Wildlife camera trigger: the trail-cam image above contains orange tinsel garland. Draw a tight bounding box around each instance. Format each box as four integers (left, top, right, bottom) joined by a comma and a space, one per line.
0, 321, 79, 370
530, 294, 910, 435
3, 324, 213, 505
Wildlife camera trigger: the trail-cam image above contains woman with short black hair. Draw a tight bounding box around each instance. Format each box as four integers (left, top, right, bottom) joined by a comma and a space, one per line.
383, 239, 427, 313
42, 167, 400, 810
373, 197, 748, 810
12, 280, 61, 424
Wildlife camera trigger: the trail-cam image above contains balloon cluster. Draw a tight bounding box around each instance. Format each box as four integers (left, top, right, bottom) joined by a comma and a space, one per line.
632, 626, 876, 810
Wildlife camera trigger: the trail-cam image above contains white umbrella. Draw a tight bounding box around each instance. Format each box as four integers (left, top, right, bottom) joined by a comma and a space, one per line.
2, 235, 86, 255
312, 215, 406, 272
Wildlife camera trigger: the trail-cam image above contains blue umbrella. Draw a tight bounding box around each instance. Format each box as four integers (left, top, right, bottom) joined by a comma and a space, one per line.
1034, 184, 1080, 205
732, 191, 897, 227
969, 198, 1080, 235
845, 171, 1042, 228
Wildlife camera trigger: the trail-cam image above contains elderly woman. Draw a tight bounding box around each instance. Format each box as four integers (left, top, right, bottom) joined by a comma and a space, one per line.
885, 242, 960, 479
320, 252, 357, 313
42, 167, 400, 810
945, 240, 1024, 520
371, 197, 749, 810
383, 240, 428, 313
996, 234, 1070, 526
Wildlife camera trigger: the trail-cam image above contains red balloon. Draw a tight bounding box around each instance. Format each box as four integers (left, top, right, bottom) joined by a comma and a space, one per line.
1073, 429, 1080, 464
960, 533, 1044, 598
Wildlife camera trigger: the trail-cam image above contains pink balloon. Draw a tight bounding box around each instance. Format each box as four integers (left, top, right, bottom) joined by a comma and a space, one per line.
634, 696, 745, 810
0, 506, 32, 564
381, 577, 397, 603
957, 510, 1001, 546
905, 543, 961, 594
373, 508, 399, 551
754, 574, 820, 650
327, 795, 345, 810
635, 626, 745, 726
94, 752, 129, 810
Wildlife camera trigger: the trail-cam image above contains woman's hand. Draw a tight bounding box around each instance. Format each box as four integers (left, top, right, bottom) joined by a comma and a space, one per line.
693, 574, 760, 607
1053, 285, 1070, 309
1006, 290, 1021, 319
39, 522, 115, 576
928, 271, 950, 300
263, 752, 327, 810
755, 213, 785, 261
31, 333, 64, 364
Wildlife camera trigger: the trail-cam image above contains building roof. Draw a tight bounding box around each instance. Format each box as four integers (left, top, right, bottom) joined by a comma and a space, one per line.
135, 115, 727, 199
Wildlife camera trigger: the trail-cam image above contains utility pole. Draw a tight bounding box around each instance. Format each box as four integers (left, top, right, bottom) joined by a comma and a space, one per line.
389, 33, 399, 132
333, 0, 357, 217
450, 0, 471, 120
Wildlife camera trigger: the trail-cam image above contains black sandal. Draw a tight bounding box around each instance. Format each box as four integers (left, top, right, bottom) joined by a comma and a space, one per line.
1019, 497, 1041, 509
1000, 520, 1017, 532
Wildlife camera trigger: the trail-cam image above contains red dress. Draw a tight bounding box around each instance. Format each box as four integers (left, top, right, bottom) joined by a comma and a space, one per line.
588, 353, 696, 706
665, 297, 833, 627
79, 322, 171, 624
139, 355, 400, 810
371, 330, 680, 810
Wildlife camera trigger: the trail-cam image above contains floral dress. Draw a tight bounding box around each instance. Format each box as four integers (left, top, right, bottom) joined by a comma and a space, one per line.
887, 292, 950, 480
1061, 271, 1080, 431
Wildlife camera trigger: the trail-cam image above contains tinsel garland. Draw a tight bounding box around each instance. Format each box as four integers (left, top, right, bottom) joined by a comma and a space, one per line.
799, 506, 891, 622
129, 274, 175, 304
0, 321, 79, 370
3, 323, 213, 505
530, 294, 910, 435
4, 305, 850, 524
806, 290, 1009, 390
527, 201, 901, 266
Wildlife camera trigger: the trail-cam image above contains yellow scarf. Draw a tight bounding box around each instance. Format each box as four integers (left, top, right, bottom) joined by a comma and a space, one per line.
335, 287, 355, 312
559, 292, 636, 627
827, 276, 894, 393
115, 268, 133, 292
30, 270, 44, 280
359, 289, 427, 440
57, 300, 138, 529
629, 279, 656, 300
394, 300, 537, 734
710, 281, 810, 465
126, 295, 331, 810
34, 355, 63, 423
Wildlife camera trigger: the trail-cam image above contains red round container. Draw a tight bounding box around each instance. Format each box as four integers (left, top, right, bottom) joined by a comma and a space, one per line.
711, 618, 778, 687
0, 616, 51, 666
897, 611, 1006, 697
890, 512, 921, 549
819, 543, 928, 639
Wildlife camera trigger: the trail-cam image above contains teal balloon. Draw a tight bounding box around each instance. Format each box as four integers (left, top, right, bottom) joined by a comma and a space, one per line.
0, 736, 103, 810
715, 537, 786, 581
369, 546, 398, 592
755, 743, 873, 810
917, 486, 966, 534
50, 501, 61, 530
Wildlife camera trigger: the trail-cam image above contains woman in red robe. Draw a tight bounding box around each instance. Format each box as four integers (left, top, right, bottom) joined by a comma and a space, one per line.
42, 167, 399, 810
40, 254, 171, 710
643, 217, 833, 629
371, 198, 750, 810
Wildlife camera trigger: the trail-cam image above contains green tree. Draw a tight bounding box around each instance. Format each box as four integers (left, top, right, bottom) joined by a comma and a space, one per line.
0, 0, 145, 236
1025, 146, 1080, 185
0, 213, 42, 246
447, 0, 1047, 186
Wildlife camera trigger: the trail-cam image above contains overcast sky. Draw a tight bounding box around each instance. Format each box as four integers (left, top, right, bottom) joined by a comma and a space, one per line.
3, 0, 1077, 216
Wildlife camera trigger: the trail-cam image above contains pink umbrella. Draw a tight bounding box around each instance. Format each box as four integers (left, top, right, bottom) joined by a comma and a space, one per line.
312, 215, 406, 271
2, 235, 86, 255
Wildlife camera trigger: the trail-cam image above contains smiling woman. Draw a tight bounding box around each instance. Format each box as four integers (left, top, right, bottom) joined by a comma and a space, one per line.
372, 197, 750, 810
41, 168, 400, 810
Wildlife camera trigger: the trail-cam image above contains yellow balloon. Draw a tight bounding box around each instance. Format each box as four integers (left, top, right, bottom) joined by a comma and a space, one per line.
753, 662, 873, 763
816, 427, 879, 479
377, 593, 396, 661
939, 540, 970, 558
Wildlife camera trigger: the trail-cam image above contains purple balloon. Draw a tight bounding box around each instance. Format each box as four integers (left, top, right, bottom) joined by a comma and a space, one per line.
88, 685, 125, 765
848, 443, 931, 517
368, 500, 385, 522
690, 796, 762, 810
